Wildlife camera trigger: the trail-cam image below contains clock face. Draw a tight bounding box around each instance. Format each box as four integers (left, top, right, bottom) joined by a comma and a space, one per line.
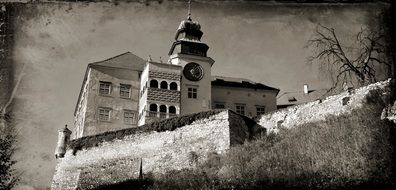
183, 62, 204, 81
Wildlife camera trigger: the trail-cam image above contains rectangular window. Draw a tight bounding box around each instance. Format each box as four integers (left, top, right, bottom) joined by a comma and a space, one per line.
256, 106, 266, 115
214, 102, 225, 109
98, 107, 111, 121
120, 84, 131, 98
188, 88, 197, 99
124, 110, 135, 124
99, 81, 111, 95
235, 104, 245, 115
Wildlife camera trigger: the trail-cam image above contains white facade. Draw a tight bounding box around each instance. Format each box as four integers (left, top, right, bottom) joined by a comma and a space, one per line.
169, 54, 215, 115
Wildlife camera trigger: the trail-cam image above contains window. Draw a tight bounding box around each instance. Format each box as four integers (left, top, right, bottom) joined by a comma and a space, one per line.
256, 106, 265, 115
188, 88, 197, 99
170, 82, 178, 90
99, 81, 111, 95
124, 110, 135, 124
159, 105, 167, 119
98, 107, 111, 121
149, 104, 158, 117
169, 106, 176, 114
214, 102, 225, 109
120, 84, 131, 98
159, 105, 167, 113
235, 104, 245, 115
160, 81, 168, 89
150, 80, 158, 88
149, 104, 158, 112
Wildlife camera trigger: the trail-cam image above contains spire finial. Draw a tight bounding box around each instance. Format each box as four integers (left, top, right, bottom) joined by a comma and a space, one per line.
187, 0, 191, 20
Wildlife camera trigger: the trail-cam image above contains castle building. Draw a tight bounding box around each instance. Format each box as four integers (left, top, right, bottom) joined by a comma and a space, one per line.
277, 84, 327, 109
73, 12, 279, 139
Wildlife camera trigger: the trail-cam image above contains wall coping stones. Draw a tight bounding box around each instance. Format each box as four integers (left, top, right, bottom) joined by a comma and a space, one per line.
68, 109, 230, 152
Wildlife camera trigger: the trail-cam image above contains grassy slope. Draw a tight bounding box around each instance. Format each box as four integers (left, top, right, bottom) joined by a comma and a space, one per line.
148, 86, 396, 189
93, 84, 396, 190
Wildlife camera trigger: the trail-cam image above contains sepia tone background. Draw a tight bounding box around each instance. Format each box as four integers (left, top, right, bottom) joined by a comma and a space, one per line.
0, 0, 392, 189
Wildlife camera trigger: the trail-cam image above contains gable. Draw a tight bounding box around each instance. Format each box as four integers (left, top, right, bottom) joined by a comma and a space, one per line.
90, 52, 146, 71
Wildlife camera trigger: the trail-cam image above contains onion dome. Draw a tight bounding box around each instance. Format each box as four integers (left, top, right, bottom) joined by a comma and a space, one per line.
178, 17, 201, 31
174, 16, 203, 41
168, 1, 209, 57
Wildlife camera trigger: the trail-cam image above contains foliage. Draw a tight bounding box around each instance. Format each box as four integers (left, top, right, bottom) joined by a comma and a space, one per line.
90, 178, 154, 190
0, 114, 18, 190
147, 109, 396, 190
308, 24, 392, 92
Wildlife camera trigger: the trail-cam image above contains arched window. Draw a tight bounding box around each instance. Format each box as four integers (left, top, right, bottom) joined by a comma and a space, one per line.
150, 80, 158, 88
159, 105, 167, 113
169, 106, 176, 114
170, 82, 178, 90
149, 104, 158, 112
160, 81, 168, 89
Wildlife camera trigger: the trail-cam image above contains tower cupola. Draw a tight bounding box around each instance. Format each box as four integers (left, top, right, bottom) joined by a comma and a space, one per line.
175, 17, 203, 41
168, 1, 209, 57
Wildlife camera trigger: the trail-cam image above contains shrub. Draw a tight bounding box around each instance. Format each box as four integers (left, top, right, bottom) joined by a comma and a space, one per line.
0, 115, 19, 190
150, 108, 395, 190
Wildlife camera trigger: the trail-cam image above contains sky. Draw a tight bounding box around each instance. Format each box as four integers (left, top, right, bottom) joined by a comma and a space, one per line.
9, 1, 387, 189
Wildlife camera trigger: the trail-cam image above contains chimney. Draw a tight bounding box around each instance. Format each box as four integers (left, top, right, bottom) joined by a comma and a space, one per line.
303, 84, 309, 94
55, 125, 72, 159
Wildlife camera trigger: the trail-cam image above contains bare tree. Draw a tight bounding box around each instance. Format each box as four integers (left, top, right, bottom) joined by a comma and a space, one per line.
0, 4, 19, 189
308, 24, 392, 92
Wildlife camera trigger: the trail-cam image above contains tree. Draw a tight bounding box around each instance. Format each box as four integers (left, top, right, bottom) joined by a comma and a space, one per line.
0, 113, 18, 190
308, 24, 392, 92
0, 4, 19, 189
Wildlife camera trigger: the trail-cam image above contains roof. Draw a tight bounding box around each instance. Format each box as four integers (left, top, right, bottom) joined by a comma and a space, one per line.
277, 89, 328, 107
89, 51, 146, 71
148, 60, 182, 68
74, 52, 146, 116
211, 76, 280, 93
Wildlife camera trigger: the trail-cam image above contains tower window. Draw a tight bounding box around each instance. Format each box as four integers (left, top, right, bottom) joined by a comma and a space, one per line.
159, 105, 167, 113
149, 104, 158, 112
235, 104, 245, 115
124, 110, 135, 124
150, 80, 158, 88
170, 82, 178, 90
256, 106, 265, 115
188, 88, 197, 99
120, 84, 131, 98
160, 81, 168, 89
98, 107, 111, 121
169, 106, 176, 114
99, 81, 111, 95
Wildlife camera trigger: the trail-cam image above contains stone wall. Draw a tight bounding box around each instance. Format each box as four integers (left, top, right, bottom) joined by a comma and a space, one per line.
52, 110, 263, 189
256, 79, 394, 133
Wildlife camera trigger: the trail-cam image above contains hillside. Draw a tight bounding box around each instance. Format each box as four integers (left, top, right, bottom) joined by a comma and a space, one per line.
97, 79, 396, 190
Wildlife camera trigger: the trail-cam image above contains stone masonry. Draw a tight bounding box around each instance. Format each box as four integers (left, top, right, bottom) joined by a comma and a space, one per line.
51, 110, 264, 190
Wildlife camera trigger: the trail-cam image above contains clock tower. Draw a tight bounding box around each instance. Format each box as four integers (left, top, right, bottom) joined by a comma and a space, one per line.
168, 7, 215, 115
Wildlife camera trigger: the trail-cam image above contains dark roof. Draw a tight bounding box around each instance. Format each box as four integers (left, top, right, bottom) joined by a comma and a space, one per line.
211, 76, 280, 93
74, 52, 146, 116
277, 89, 328, 106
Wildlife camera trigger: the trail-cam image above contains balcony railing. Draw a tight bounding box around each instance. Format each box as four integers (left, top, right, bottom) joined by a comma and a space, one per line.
146, 111, 178, 119
159, 113, 167, 119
